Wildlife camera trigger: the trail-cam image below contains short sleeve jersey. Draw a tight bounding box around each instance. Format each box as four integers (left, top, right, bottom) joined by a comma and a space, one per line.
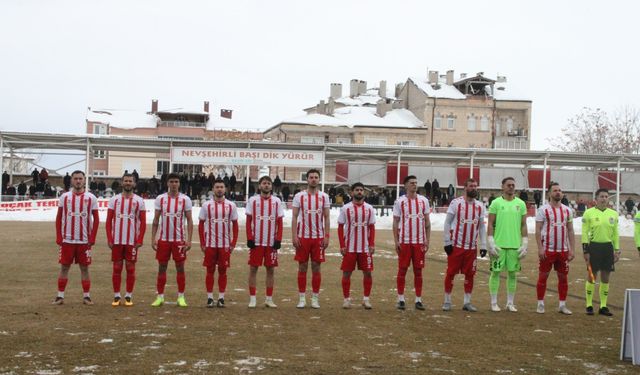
581, 207, 619, 250
337, 201, 376, 253
108, 193, 146, 245
58, 191, 99, 244
446, 196, 486, 250
488, 196, 527, 249
393, 195, 430, 245
292, 191, 331, 239
246, 195, 285, 247
198, 199, 238, 248
535, 203, 572, 252
154, 193, 193, 242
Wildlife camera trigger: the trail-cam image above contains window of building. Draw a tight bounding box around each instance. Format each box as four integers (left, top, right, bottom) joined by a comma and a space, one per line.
93, 150, 106, 159
301, 136, 324, 144
467, 116, 476, 131
336, 138, 351, 144
157, 160, 170, 176
434, 115, 442, 129
506, 118, 514, 133
447, 117, 455, 130
364, 137, 386, 146
93, 124, 107, 135
480, 116, 489, 131
397, 140, 417, 146
299, 172, 308, 181
93, 170, 106, 176
496, 120, 501, 136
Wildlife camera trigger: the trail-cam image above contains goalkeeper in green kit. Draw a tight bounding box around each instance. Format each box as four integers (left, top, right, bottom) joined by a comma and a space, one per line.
582, 189, 620, 316
487, 177, 528, 312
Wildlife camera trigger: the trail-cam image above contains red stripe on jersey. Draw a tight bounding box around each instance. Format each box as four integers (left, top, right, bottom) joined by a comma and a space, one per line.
544, 208, 551, 251
222, 202, 228, 249
315, 193, 321, 238
400, 200, 405, 242
126, 197, 133, 245
469, 204, 478, 249
560, 207, 566, 251
70, 194, 76, 241
461, 201, 469, 250
353, 205, 359, 252
63, 195, 69, 240
453, 201, 462, 248
408, 199, 413, 244
306, 193, 312, 239
266, 198, 273, 247
162, 197, 168, 241
552, 207, 558, 250
345, 207, 352, 251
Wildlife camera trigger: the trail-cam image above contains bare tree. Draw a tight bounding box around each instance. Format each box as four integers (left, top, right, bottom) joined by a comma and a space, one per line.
550, 106, 640, 154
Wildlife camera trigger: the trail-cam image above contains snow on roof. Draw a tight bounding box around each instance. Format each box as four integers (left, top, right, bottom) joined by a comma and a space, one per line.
282, 106, 423, 128
334, 87, 396, 107
86, 108, 158, 129
491, 81, 530, 101
409, 77, 467, 99
87, 105, 243, 130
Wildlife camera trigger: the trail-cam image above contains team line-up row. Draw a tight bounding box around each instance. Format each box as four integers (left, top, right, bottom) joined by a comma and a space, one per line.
52, 169, 626, 316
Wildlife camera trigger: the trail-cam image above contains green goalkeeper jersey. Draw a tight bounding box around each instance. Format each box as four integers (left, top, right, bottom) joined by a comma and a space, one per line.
488, 196, 527, 249
581, 207, 619, 250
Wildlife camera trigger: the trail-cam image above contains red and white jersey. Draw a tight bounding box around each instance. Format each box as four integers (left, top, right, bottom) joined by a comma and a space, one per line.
536, 203, 573, 252
393, 195, 430, 245
108, 194, 146, 246
338, 202, 376, 253
446, 197, 486, 250
292, 191, 331, 239
246, 195, 284, 247
58, 191, 98, 244
154, 193, 193, 242
199, 198, 238, 248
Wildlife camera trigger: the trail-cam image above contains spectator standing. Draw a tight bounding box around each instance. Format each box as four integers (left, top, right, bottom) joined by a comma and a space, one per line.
63, 172, 71, 192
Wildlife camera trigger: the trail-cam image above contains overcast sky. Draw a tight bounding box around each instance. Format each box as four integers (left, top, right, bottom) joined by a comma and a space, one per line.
1, 0, 638, 156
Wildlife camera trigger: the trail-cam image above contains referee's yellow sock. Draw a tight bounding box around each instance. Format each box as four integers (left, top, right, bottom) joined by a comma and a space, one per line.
599, 283, 609, 308
585, 281, 595, 307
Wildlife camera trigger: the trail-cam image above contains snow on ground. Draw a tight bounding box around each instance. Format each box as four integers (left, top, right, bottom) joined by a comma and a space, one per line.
0, 200, 637, 237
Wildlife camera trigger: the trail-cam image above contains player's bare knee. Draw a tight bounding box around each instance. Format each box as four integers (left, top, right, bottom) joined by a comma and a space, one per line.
158, 263, 168, 273
311, 262, 321, 273
363, 272, 372, 278
266, 267, 275, 276
343, 271, 352, 278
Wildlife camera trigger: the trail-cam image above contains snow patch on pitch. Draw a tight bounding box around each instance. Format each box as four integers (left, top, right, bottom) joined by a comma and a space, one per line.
72, 365, 99, 373
233, 357, 284, 373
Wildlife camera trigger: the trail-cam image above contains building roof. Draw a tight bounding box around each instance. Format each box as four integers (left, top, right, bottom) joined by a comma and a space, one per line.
409, 73, 529, 101
86, 106, 240, 130
281, 106, 423, 129
334, 88, 396, 106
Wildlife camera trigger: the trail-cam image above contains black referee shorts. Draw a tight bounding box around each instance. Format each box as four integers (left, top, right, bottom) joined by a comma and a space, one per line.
587, 242, 615, 273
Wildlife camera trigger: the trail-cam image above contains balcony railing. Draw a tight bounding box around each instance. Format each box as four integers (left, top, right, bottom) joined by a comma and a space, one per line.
158, 120, 207, 128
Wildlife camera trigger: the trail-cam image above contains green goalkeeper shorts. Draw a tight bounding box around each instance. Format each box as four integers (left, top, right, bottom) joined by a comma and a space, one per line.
490, 248, 521, 272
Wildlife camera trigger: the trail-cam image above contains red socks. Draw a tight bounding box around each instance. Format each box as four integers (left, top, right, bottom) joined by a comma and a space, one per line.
205, 270, 215, 294
157, 273, 167, 294
266, 287, 273, 297
81, 279, 91, 293
112, 262, 123, 293
249, 286, 257, 296
176, 272, 186, 294
57, 278, 68, 292
218, 270, 227, 293
312, 272, 321, 294
558, 273, 568, 301
463, 274, 474, 294
397, 268, 407, 295
444, 272, 454, 294
363, 275, 372, 298
297, 271, 307, 293
414, 269, 423, 297
342, 276, 350, 298
125, 263, 135, 294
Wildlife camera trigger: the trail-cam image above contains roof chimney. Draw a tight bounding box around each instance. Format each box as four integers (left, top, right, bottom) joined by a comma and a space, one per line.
376, 99, 392, 117
330, 83, 342, 100
327, 97, 335, 115
378, 80, 387, 98
317, 100, 326, 115
395, 83, 404, 98
428, 71, 439, 85
446, 70, 454, 85
358, 80, 367, 95
497, 75, 507, 83
460, 73, 467, 79
203, 101, 209, 113
350, 79, 359, 97
151, 99, 158, 114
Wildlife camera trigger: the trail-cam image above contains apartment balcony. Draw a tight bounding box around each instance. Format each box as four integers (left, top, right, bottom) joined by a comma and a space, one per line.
495, 135, 529, 150
158, 120, 207, 128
